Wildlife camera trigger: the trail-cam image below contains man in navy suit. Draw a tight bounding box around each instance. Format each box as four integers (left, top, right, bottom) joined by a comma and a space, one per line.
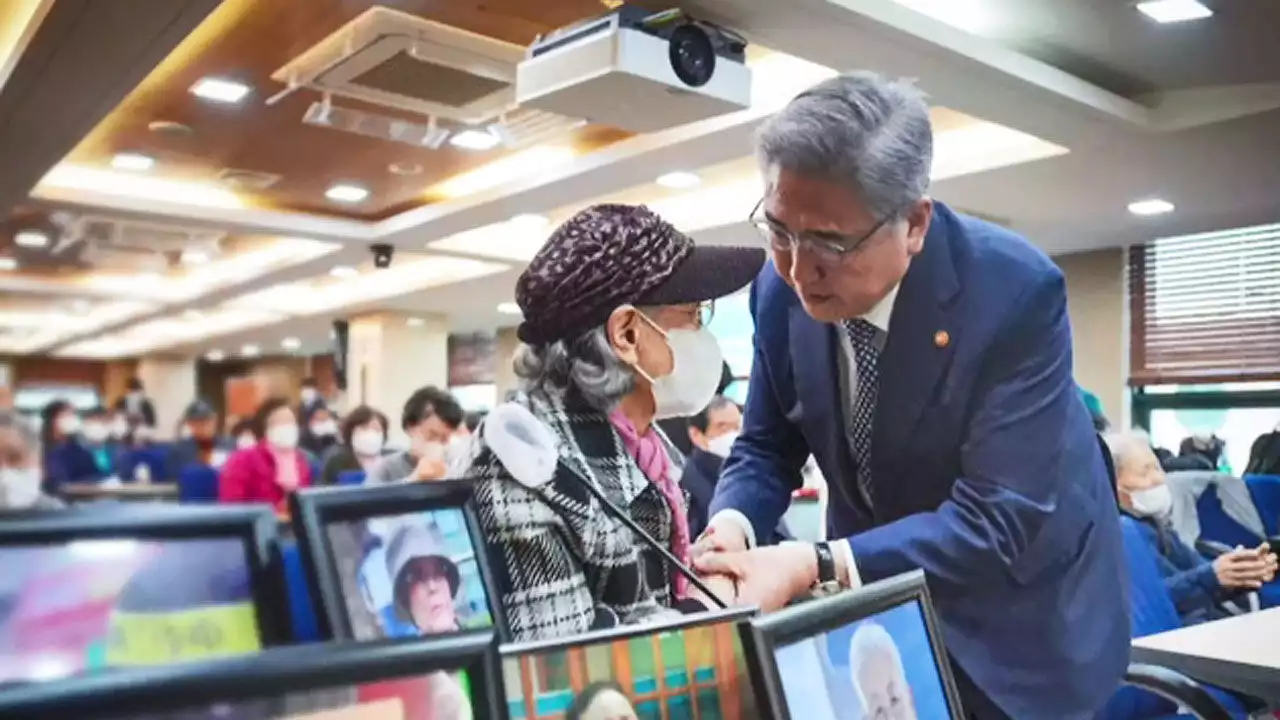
693, 72, 1129, 719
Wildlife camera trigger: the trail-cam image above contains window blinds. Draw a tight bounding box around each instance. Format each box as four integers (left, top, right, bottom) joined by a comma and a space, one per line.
1129, 223, 1280, 385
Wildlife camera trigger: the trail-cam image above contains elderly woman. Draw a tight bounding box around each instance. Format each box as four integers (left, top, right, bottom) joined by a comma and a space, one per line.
465, 203, 764, 640
0, 410, 64, 510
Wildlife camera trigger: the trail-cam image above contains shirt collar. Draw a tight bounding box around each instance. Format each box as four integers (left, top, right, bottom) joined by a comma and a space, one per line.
861, 283, 900, 333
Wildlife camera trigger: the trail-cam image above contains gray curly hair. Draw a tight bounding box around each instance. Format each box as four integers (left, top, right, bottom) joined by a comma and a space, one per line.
512, 325, 635, 412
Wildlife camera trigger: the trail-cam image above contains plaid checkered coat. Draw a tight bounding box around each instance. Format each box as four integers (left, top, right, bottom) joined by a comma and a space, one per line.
466, 387, 685, 642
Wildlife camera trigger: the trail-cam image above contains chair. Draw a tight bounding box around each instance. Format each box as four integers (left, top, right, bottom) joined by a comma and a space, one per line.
278, 539, 321, 643
1242, 474, 1280, 538
1095, 516, 1246, 720
336, 470, 366, 486
177, 464, 219, 503
1195, 484, 1280, 608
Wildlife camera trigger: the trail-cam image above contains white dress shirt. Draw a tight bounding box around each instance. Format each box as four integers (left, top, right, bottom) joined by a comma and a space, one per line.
708, 284, 901, 590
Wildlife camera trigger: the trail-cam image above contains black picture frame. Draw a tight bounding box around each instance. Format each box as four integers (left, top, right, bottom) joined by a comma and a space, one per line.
740, 570, 966, 720
498, 606, 760, 720
0, 631, 503, 720
0, 502, 286, 647
289, 479, 509, 643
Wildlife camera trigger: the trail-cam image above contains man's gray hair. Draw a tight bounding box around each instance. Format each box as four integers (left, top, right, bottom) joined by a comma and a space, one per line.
0, 410, 40, 453
756, 71, 933, 219
847, 621, 907, 711
1103, 429, 1154, 473
512, 326, 635, 412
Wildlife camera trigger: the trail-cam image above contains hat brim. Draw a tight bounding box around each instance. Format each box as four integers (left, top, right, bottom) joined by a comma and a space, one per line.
637, 245, 766, 307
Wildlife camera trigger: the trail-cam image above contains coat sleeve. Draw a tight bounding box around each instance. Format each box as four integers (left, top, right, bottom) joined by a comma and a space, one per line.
847, 270, 1102, 592
708, 276, 811, 542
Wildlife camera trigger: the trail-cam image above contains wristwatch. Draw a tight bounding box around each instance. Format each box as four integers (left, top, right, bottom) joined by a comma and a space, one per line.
812, 542, 841, 596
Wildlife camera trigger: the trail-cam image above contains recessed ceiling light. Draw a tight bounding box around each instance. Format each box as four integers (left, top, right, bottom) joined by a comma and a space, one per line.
656, 171, 701, 189
449, 128, 501, 151
180, 249, 209, 265
0, 258, 17, 271
241, 344, 260, 357
325, 183, 369, 203
497, 302, 522, 315
182, 309, 204, 321
190, 77, 252, 104
1128, 198, 1175, 216
329, 265, 359, 279
281, 337, 302, 351
14, 230, 49, 248
148, 120, 194, 137
405, 317, 426, 327
111, 153, 155, 172
1136, 0, 1213, 23
205, 349, 226, 362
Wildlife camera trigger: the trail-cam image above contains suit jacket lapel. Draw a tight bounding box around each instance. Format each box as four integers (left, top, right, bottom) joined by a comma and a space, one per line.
875, 206, 961, 465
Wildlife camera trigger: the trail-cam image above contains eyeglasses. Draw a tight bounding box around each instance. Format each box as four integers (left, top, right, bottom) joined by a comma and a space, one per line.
748, 198, 894, 261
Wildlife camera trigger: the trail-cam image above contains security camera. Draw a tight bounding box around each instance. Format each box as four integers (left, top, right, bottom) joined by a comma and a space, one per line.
371, 243, 394, 269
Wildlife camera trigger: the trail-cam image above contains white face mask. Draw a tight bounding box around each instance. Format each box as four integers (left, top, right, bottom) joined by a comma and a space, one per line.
266, 424, 299, 451
133, 425, 155, 442
179, 424, 193, 440
56, 414, 81, 436
0, 467, 41, 508
351, 429, 384, 457
236, 433, 257, 450
300, 388, 318, 404
706, 431, 740, 459
418, 440, 447, 463
81, 422, 109, 444
109, 418, 129, 439
634, 314, 724, 421
311, 420, 338, 437
1129, 484, 1173, 519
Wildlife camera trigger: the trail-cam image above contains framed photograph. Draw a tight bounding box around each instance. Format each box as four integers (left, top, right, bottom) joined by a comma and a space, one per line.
0, 504, 284, 683
0, 631, 502, 720
498, 607, 760, 720
290, 480, 506, 643
742, 570, 966, 720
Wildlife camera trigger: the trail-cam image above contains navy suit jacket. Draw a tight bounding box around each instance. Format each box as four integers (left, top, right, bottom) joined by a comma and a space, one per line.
710, 203, 1129, 719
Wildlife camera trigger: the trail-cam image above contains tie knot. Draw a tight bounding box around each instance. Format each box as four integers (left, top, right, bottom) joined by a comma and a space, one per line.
841, 318, 879, 346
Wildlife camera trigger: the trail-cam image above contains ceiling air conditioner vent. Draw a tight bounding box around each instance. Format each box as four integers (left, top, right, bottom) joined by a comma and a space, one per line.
217, 168, 282, 191
271, 7, 525, 124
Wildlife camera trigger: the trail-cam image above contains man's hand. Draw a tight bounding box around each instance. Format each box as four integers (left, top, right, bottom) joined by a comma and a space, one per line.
413, 454, 448, 482
1213, 544, 1278, 589
693, 542, 817, 612
690, 520, 749, 563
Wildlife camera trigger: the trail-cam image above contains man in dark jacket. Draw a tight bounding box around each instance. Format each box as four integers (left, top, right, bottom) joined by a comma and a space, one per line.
682, 396, 790, 543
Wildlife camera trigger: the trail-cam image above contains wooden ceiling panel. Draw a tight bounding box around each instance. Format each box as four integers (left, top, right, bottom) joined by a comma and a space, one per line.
59, 0, 633, 220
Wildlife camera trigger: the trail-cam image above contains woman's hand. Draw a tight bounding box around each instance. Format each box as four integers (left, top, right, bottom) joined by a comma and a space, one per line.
694, 542, 818, 612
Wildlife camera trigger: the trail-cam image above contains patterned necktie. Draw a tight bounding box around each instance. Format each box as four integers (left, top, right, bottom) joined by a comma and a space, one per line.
841, 318, 882, 509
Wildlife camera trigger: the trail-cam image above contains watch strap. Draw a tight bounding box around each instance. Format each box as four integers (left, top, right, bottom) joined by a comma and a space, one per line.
814, 541, 837, 585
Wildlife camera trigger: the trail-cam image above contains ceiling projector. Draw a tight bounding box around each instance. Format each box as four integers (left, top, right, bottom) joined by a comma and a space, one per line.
517, 5, 752, 133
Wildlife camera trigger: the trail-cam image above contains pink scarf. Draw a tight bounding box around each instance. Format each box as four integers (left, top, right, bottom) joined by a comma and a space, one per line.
608, 409, 691, 598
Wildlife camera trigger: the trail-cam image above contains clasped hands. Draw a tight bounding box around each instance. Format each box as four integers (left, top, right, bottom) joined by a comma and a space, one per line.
687, 523, 822, 613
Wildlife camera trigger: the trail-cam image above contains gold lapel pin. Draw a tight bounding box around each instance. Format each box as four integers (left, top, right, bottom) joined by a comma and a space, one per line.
934, 330, 950, 348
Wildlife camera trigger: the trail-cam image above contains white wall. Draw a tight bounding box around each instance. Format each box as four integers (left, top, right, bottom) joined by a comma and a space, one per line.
1056, 248, 1129, 428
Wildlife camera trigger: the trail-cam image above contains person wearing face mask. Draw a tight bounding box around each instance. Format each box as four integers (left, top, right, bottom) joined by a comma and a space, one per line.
1107, 429, 1278, 625
298, 377, 325, 422
461, 203, 765, 641
364, 387, 464, 486
112, 377, 157, 428
300, 405, 341, 458
680, 396, 793, 547
691, 73, 1128, 718
0, 410, 63, 510
166, 400, 236, 478
42, 403, 121, 493
319, 405, 390, 485
230, 418, 258, 451
218, 397, 312, 512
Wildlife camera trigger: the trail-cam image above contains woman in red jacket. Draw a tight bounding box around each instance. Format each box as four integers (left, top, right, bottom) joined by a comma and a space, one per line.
218, 397, 311, 511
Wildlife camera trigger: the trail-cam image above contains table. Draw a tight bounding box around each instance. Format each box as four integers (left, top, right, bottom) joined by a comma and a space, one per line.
59, 482, 179, 503
1131, 607, 1280, 702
